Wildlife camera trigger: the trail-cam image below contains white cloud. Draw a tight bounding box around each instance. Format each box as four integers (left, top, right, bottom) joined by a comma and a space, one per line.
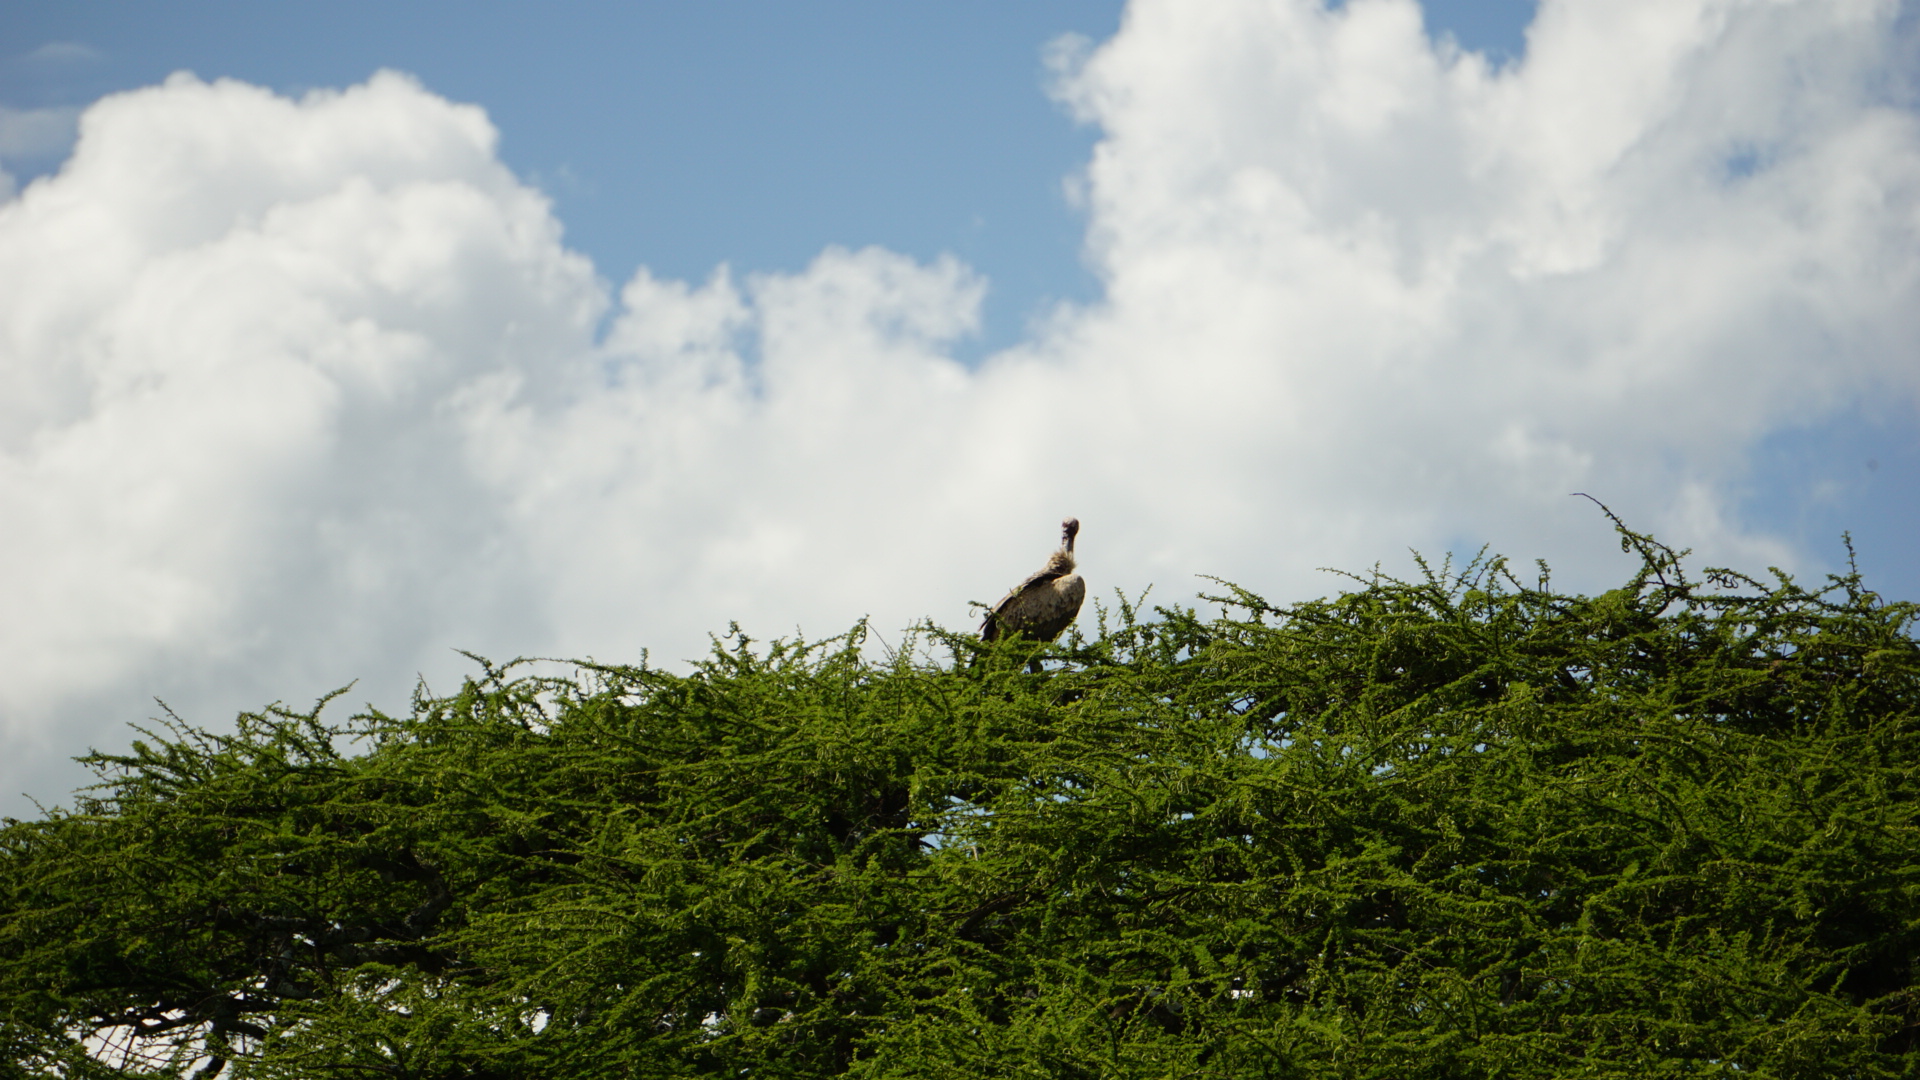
25, 42, 106, 65
2, 0, 1918, 813
0, 72, 597, 797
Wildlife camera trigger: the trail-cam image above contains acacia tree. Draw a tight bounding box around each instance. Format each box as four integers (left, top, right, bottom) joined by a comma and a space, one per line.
4, 525, 1918, 1079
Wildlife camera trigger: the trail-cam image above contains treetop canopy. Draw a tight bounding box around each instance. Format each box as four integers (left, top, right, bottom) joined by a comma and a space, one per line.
4, 525, 1918, 1079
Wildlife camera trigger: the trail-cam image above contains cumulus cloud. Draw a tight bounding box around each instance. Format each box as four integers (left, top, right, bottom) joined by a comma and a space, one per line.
0, 72, 599, 795
1043, 0, 1920, 568
2, 0, 1917, 813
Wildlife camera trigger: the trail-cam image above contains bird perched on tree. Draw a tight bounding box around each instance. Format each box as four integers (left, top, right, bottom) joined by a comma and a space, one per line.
981, 517, 1085, 643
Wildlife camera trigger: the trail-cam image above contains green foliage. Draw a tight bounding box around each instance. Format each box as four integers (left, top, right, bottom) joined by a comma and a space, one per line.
4, 526, 1919, 1078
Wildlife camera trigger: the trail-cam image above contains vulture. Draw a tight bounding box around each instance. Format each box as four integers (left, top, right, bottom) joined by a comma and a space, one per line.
980, 517, 1086, 643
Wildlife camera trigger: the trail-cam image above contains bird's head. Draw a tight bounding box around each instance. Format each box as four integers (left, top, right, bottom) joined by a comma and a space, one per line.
1061, 517, 1080, 553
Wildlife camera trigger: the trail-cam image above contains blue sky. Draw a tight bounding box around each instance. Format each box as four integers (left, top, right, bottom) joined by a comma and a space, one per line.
0, 0, 1915, 816
3, 2, 1538, 355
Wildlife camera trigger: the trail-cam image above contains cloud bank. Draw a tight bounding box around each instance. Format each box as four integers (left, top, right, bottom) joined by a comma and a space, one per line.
3, 0, 1917, 812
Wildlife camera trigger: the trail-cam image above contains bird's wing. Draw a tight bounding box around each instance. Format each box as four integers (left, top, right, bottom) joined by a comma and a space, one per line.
998, 567, 1064, 606
987, 570, 1061, 617
1021, 575, 1086, 642
981, 568, 1063, 639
